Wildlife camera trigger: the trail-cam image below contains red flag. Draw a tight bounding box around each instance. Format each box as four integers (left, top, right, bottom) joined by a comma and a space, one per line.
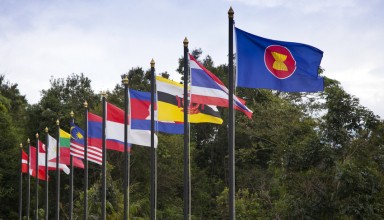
21, 150, 29, 173
29, 146, 49, 181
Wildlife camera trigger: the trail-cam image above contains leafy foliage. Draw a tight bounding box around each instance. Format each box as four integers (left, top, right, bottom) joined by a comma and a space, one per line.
1, 51, 384, 219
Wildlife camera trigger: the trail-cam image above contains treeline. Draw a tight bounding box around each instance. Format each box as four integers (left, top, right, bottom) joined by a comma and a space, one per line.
1, 50, 384, 219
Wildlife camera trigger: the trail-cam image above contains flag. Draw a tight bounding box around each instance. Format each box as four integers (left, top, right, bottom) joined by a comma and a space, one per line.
235, 27, 324, 92
106, 102, 158, 148
70, 122, 102, 165
21, 150, 29, 174
29, 146, 48, 181
189, 54, 253, 118
156, 76, 223, 124
130, 89, 184, 134
88, 111, 126, 152
60, 129, 84, 168
88, 112, 103, 151
38, 138, 70, 174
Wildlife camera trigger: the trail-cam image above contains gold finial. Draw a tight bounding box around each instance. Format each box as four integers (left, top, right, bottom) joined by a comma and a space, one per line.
228, 7, 234, 18
183, 37, 189, 47
56, 119, 60, 125
20, 143, 23, 149
27, 138, 30, 144
36, 133, 39, 138
70, 111, 74, 118
150, 59, 155, 68
45, 127, 49, 133
84, 101, 88, 108
122, 75, 129, 85
101, 91, 108, 98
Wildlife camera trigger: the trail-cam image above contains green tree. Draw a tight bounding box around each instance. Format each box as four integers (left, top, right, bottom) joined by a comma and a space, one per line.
0, 76, 28, 219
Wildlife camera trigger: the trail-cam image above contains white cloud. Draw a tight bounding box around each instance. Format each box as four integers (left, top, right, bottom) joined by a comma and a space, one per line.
0, 0, 383, 118
232, 0, 359, 12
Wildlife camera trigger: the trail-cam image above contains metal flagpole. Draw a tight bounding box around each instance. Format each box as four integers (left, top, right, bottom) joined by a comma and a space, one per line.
83, 102, 89, 220
35, 133, 39, 220
27, 139, 31, 220
150, 59, 156, 220
228, 7, 236, 220
101, 92, 107, 220
55, 120, 60, 220
183, 38, 190, 220
69, 112, 75, 220
44, 127, 49, 220
19, 143, 23, 220
122, 75, 130, 220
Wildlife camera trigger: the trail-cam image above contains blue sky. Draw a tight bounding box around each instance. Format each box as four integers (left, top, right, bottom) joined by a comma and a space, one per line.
1, 0, 383, 117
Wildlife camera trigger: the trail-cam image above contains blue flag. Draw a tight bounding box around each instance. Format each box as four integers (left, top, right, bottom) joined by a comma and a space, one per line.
235, 27, 324, 92
70, 122, 84, 145
70, 122, 102, 165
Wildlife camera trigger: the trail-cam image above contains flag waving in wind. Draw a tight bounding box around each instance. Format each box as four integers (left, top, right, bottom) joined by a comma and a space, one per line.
106, 102, 158, 148
21, 149, 29, 174
60, 129, 84, 168
235, 27, 324, 92
29, 146, 48, 180
38, 138, 70, 174
156, 76, 223, 124
130, 89, 184, 134
189, 54, 253, 118
70, 122, 102, 165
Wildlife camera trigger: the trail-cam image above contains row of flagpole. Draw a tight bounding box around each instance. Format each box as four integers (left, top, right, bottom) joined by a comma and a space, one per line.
17, 38, 224, 220
17, 34, 218, 220
17, 7, 271, 220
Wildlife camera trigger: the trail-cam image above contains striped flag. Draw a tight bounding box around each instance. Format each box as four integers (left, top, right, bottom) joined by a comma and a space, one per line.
70, 122, 102, 165
38, 139, 70, 174
106, 102, 157, 148
189, 54, 253, 118
60, 129, 84, 168
156, 76, 223, 124
29, 146, 49, 180
130, 89, 184, 134
21, 149, 29, 174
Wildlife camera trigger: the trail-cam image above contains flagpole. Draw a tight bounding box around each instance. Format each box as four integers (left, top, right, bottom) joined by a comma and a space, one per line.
228, 7, 235, 220
35, 133, 39, 220
122, 75, 130, 220
44, 127, 49, 220
83, 102, 89, 220
69, 112, 75, 220
101, 92, 107, 220
55, 120, 60, 220
150, 59, 156, 220
27, 139, 31, 220
19, 143, 23, 220
183, 37, 190, 220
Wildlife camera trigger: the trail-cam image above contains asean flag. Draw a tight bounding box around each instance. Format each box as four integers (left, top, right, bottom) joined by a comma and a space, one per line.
235, 27, 324, 92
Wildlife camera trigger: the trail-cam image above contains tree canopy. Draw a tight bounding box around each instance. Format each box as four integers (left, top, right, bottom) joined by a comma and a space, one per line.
1, 50, 384, 219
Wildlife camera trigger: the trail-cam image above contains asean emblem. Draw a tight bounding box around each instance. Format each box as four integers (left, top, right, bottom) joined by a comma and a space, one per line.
264, 45, 296, 79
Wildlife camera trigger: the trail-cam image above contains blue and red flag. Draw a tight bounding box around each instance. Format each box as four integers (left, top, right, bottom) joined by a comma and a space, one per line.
235, 27, 324, 92
70, 122, 102, 165
88, 110, 127, 152
88, 112, 106, 150
106, 102, 158, 148
130, 89, 184, 134
189, 54, 253, 118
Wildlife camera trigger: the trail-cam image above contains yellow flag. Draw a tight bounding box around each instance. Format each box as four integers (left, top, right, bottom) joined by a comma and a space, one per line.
156, 76, 223, 124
